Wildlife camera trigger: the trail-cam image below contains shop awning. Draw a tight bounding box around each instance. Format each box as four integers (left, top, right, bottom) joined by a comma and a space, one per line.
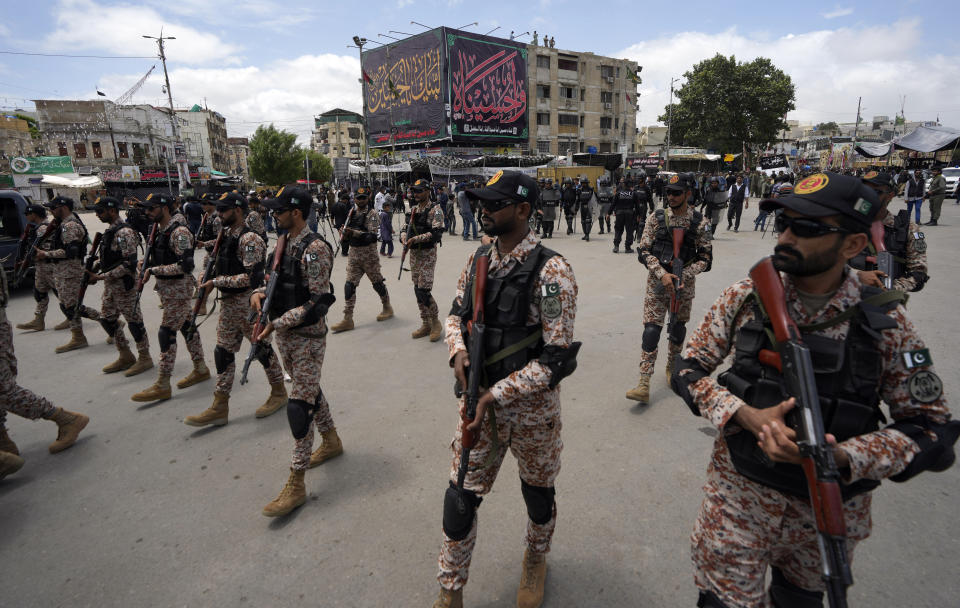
40, 173, 103, 188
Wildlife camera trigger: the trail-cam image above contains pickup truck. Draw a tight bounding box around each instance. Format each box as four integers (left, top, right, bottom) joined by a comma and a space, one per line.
0, 190, 35, 283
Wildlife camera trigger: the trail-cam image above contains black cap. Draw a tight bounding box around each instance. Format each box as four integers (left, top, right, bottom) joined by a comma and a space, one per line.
664, 173, 695, 192
466, 170, 539, 205
355, 186, 372, 198
216, 191, 248, 211
861, 170, 897, 191
25, 203, 46, 216
760, 172, 881, 228
262, 186, 312, 214
337, 190, 350, 199
93, 196, 122, 211
43, 195, 74, 209
411, 178, 430, 191
140, 192, 174, 208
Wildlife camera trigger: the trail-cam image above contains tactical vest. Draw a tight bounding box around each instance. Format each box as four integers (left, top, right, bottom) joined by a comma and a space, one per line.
151, 221, 189, 279
578, 187, 594, 205
408, 204, 439, 250
215, 226, 255, 294
540, 189, 560, 205
198, 214, 218, 251
849, 210, 911, 278
457, 244, 558, 386
650, 209, 702, 269
100, 222, 134, 273
51, 216, 88, 261
718, 286, 905, 500
268, 232, 333, 328
346, 209, 376, 246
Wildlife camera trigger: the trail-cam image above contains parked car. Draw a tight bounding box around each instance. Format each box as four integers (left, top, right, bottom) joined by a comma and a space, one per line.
0, 190, 36, 283
925, 166, 960, 198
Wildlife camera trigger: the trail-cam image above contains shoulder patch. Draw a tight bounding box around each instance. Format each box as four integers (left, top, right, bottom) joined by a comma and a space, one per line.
903, 349, 932, 369
908, 369, 943, 403
177, 233, 190, 248
541, 282, 561, 297
540, 296, 562, 319
307, 260, 321, 278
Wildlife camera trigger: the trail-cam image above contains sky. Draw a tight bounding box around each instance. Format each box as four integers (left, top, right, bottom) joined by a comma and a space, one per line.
2, 0, 959, 145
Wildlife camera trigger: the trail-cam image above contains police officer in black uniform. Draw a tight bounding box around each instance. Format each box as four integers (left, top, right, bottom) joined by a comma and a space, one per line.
610, 179, 642, 253
578, 177, 595, 241
539, 179, 560, 238
561, 178, 578, 234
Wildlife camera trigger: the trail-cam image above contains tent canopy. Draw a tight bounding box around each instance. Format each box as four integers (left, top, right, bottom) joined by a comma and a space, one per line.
853, 125, 959, 158
40, 173, 103, 188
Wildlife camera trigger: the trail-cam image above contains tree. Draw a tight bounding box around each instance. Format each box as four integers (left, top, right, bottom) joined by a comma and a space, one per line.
248, 124, 301, 186
815, 121, 839, 135
14, 113, 40, 139
658, 54, 795, 152
298, 147, 333, 184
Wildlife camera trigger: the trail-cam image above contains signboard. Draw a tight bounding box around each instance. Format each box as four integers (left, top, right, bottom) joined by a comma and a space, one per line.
628, 157, 661, 169
198, 166, 211, 180
0, 174, 13, 188
447, 29, 528, 144
333, 157, 350, 181
758, 154, 789, 170
10, 156, 74, 174
363, 29, 446, 148
121, 165, 141, 181
174, 143, 187, 163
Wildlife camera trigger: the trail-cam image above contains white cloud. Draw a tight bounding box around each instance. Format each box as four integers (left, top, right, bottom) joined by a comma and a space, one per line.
43, 0, 243, 66
397, 0, 414, 7
141, 0, 317, 30
96, 53, 361, 144
618, 19, 960, 131
823, 6, 854, 19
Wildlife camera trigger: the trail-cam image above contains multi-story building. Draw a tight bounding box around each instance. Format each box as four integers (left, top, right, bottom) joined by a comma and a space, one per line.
0, 115, 37, 173
635, 125, 668, 156
526, 44, 639, 156
311, 108, 364, 160
227, 137, 250, 184
177, 105, 229, 173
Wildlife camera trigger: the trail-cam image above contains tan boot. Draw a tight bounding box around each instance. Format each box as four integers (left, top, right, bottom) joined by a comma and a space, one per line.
625, 374, 651, 404
411, 321, 431, 339
131, 374, 172, 402
102, 348, 136, 374
262, 469, 307, 517
0, 451, 25, 479
308, 428, 343, 468
429, 316, 443, 342
124, 353, 155, 377
177, 360, 211, 389
0, 426, 19, 455
16, 314, 44, 331
376, 301, 394, 321
45, 408, 90, 454
431, 588, 463, 608
255, 382, 288, 418
665, 357, 675, 383
55, 327, 88, 353
184, 391, 229, 427
54, 318, 71, 331
516, 548, 548, 608
330, 314, 354, 333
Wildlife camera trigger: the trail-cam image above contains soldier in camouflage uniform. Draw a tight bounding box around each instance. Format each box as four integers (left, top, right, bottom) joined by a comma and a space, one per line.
183, 192, 287, 428
131, 194, 210, 403
35, 196, 103, 353
255, 187, 338, 517
432, 171, 581, 608
243, 193, 268, 241
330, 186, 393, 332
401, 178, 445, 341
627, 173, 712, 405
89, 196, 154, 376
0, 265, 90, 479
15, 204, 69, 332
849, 171, 929, 293
194, 194, 222, 316
671, 172, 959, 608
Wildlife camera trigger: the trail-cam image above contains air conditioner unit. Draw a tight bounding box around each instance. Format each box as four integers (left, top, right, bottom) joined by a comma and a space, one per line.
604, 103, 612, 110
606, 77, 614, 84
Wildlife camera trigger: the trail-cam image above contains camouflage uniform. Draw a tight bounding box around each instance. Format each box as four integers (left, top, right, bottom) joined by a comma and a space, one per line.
48, 214, 100, 329
342, 208, 389, 316
850, 209, 929, 293
196, 211, 223, 270
99, 218, 149, 357
245, 209, 267, 240
211, 225, 283, 394
32, 222, 58, 319
151, 213, 206, 376
636, 207, 712, 374
676, 270, 953, 607
403, 202, 445, 324
437, 230, 579, 591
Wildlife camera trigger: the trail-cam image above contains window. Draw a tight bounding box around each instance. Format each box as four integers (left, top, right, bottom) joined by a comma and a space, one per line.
132, 143, 143, 159
92, 142, 102, 159
559, 86, 575, 99
580, 88, 585, 101
537, 113, 550, 126
57, 142, 67, 156
600, 91, 613, 104
348, 127, 361, 139
600, 65, 614, 78
557, 114, 578, 127
536, 85, 551, 99
318, 130, 328, 140
579, 141, 585, 153
616, 67, 620, 78
350, 145, 361, 154
600, 117, 613, 129
537, 140, 551, 154
579, 115, 584, 128
615, 118, 619, 129
537, 55, 550, 69
557, 58, 577, 71
117, 142, 128, 158
73, 143, 87, 158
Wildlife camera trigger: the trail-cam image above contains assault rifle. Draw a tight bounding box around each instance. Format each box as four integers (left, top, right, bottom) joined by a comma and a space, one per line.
134, 223, 158, 307
750, 257, 852, 608
449, 249, 491, 520
75, 232, 103, 318
667, 226, 685, 332
184, 227, 224, 340
334, 207, 354, 256
15, 218, 60, 287
240, 233, 287, 385
398, 209, 415, 280
868, 220, 893, 290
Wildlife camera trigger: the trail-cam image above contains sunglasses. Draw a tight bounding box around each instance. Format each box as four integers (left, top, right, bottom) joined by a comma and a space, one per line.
411, 187, 426, 193
774, 214, 851, 238
481, 198, 519, 212
665, 189, 685, 196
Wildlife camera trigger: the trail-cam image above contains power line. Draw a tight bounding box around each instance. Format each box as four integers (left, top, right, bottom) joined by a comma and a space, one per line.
0, 50, 155, 59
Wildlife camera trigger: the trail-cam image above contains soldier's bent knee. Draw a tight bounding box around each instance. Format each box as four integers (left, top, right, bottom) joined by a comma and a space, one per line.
520, 479, 555, 525
286, 398, 317, 440
213, 345, 235, 374
129, 321, 146, 343
642, 323, 662, 352
372, 280, 388, 297
443, 481, 482, 541
343, 281, 356, 301
158, 326, 176, 352
769, 567, 823, 608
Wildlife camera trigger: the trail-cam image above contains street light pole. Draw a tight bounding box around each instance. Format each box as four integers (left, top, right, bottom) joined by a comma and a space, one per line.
665, 77, 674, 171
143, 30, 189, 195
352, 35, 372, 187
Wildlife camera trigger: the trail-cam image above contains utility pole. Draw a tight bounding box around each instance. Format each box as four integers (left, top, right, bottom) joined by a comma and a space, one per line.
851, 96, 862, 170
665, 77, 674, 171
352, 36, 372, 187
143, 29, 189, 195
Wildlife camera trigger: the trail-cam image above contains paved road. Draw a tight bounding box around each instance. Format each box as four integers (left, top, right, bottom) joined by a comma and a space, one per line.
2, 199, 958, 607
